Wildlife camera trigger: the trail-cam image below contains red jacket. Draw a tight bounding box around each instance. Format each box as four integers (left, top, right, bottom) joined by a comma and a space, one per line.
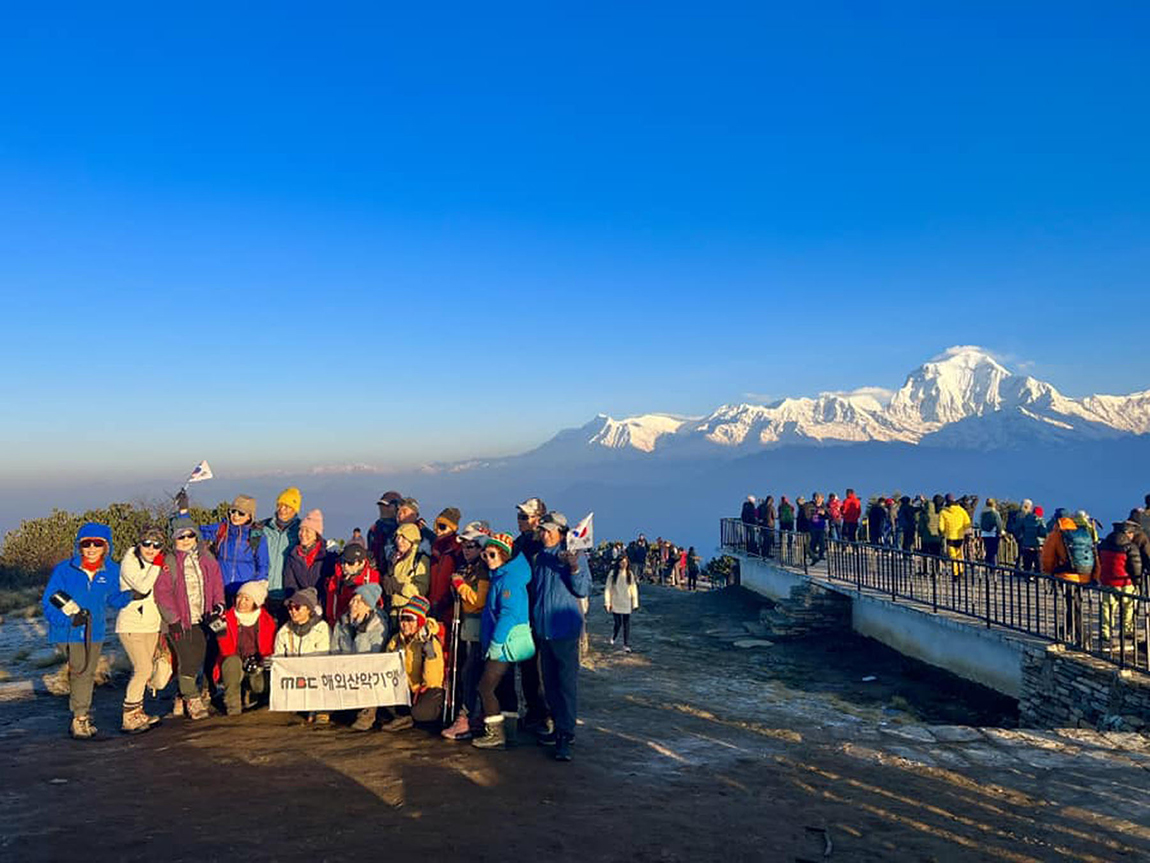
213, 607, 276, 682
324, 562, 382, 623
429, 534, 463, 622
827, 498, 843, 520
842, 495, 862, 524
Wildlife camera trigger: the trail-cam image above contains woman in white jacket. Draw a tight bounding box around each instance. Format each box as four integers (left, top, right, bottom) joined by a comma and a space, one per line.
115, 526, 166, 733
273, 586, 331, 724
604, 556, 639, 652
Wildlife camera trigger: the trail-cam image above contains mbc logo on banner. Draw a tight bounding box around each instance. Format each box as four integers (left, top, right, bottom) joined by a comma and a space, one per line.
270, 653, 412, 712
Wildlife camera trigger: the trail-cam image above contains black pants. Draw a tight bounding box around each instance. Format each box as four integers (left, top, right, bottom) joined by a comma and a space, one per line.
687, 571, 698, 590
458, 638, 483, 719
612, 613, 631, 646
844, 522, 859, 542
901, 530, 915, 552
762, 530, 774, 558
169, 625, 207, 699
1021, 547, 1039, 573
479, 659, 510, 717
983, 536, 1000, 568
809, 529, 825, 560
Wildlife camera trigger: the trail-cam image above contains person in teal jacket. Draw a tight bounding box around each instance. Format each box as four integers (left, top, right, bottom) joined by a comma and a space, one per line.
41, 522, 134, 739
261, 487, 301, 615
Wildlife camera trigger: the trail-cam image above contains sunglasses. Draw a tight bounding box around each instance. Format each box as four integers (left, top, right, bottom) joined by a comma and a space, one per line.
462, 541, 479, 550
140, 540, 163, 549
79, 539, 106, 549
516, 512, 531, 520
175, 533, 197, 541
229, 509, 249, 517
435, 522, 452, 531
482, 550, 502, 560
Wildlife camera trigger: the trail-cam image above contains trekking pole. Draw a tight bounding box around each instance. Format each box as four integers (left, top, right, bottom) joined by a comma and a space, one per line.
443, 595, 461, 725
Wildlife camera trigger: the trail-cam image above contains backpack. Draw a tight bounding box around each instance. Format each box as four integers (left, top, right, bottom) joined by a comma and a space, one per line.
1061, 526, 1096, 576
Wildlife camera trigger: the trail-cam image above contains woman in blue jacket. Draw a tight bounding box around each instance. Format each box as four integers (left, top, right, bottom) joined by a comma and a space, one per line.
472, 532, 533, 751
41, 522, 134, 739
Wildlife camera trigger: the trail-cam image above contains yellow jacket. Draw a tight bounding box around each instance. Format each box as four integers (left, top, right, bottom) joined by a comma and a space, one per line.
938, 504, 972, 541
386, 619, 444, 692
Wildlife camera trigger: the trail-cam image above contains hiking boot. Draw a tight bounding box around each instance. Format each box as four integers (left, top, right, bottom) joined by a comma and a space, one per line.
186, 696, 210, 721
121, 703, 158, 734
441, 712, 472, 740
554, 733, 573, 762
70, 715, 97, 740
169, 696, 185, 718
471, 714, 506, 750
381, 714, 414, 733
351, 708, 377, 732
314, 712, 331, 726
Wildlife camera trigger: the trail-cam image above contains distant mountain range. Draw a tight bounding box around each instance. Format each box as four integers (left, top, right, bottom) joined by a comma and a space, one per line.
421, 347, 1150, 472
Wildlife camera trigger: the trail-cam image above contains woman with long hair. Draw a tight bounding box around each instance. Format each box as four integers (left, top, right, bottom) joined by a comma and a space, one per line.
604, 554, 639, 652
115, 526, 167, 733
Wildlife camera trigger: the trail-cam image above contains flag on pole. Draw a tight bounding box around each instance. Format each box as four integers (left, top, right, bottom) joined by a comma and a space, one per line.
567, 512, 594, 551
187, 460, 213, 483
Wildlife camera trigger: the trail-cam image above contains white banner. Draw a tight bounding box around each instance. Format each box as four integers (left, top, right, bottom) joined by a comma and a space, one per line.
269, 653, 411, 712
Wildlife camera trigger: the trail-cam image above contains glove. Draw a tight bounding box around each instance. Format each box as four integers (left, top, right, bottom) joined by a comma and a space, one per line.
451, 575, 464, 590
486, 642, 505, 661
131, 589, 151, 601
70, 612, 87, 627
211, 603, 225, 618
60, 599, 81, 617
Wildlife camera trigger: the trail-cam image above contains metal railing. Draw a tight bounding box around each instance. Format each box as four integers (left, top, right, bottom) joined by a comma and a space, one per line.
720, 517, 1150, 673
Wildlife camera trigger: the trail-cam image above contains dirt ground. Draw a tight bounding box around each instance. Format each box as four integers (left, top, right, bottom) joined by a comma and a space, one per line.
2, 586, 1149, 862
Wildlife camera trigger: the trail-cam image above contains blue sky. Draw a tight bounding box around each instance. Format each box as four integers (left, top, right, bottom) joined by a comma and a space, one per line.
0, 2, 1146, 483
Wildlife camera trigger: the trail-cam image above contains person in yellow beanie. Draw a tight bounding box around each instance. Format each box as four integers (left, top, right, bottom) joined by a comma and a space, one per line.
261, 487, 302, 615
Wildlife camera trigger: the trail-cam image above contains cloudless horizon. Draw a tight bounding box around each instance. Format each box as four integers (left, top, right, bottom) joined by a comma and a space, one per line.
1, 3, 1147, 484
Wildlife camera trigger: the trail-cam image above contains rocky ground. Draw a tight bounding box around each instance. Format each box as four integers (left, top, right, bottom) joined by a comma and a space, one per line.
1, 585, 1148, 862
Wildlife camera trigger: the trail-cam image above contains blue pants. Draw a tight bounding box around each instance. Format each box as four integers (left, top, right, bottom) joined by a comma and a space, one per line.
539, 636, 580, 737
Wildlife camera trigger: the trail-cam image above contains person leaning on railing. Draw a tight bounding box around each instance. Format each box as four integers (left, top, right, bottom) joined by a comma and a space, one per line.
1097, 521, 1142, 652
938, 494, 972, 579
1042, 512, 1100, 647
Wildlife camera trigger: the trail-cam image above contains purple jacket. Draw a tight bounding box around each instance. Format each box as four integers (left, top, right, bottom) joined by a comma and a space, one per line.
154, 544, 225, 629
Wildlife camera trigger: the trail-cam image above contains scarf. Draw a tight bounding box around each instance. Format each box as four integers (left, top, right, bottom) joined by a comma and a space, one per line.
288, 615, 319, 638
236, 608, 261, 627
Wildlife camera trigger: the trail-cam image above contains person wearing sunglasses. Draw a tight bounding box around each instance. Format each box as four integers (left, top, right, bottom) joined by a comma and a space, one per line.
473, 532, 534, 750
324, 542, 382, 624
441, 521, 493, 741
530, 512, 591, 762
154, 516, 225, 721
206, 494, 269, 604
273, 586, 331, 723
428, 507, 463, 628
114, 526, 168, 733
379, 594, 444, 732
41, 522, 134, 739
511, 497, 550, 736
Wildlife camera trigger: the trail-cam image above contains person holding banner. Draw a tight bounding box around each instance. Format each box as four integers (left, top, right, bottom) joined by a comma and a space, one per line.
214, 580, 276, 715
379, 595, 445, 731
332, 583, 390, 731
273, 586, 331, 723
473, 532, 534, 751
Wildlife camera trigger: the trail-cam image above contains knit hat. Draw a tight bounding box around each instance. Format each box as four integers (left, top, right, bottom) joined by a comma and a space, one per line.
354, 582, 383, 608
231, 495, 257, 521
1034, 506, 1045, 517
171, 516, 199, 540
238, 579, 269, 608
481, 532, 515, 557
139, 525, 166, 546
276, 487, 302, 516
287, 587, 320, 614
342, 543, 367, 565
300, 509, 324, 535
459, 520, 491, 541
396, 523, 421, 545
517, 497, 547, 517
397, 497, 420, 514
436, 507, 461, 531
400, 594, 431, 627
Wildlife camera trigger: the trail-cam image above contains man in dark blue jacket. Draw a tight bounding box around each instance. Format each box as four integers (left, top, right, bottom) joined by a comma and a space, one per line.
530, 512, 591, 762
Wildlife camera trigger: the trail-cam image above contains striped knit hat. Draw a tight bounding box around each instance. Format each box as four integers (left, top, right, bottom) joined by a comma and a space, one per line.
401, 594, 431, 627
482, 532, 515, 557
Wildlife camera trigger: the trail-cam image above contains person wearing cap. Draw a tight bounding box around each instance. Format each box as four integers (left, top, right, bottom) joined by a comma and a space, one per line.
368, 491, 403, 570
383, 522, 431, 623
513, 497, 547, 565
325, 542, 382, 623
473, 533, 534, 750
205, 494, 270, 603
283, 509, 332, 602
115, 526, 168, 733
332, 582, 390, 730
1098, 521, 1142, 651
214, 580, 277, 715
530, 512, 591, 762
428, 507, 463, 625
512, 498, 550, 733
441, 521, 493, 740
379, 595, 445, 732
155, 516, 225, 722
260, 487, 301, 615
41, 521, 133, 739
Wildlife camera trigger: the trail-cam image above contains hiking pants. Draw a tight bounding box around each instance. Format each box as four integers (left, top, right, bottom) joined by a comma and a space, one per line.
219, 655, 267, 710
982, 536, 1000, 569
170, 625, 208, 699
612, 613, 632, 647
539, 636, 580, 737
809, 529, 826, 561
119, 631, 159, 705
60, 640, 103, 717
844, 522, 859, 543
458, 638, 483, 721
1020, 547, 1040, 573
1061, 583, 1084, 645
1101, 585, 1137, 640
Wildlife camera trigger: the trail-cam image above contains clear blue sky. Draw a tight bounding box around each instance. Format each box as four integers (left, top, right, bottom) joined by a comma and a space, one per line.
0, 2, 1146, 483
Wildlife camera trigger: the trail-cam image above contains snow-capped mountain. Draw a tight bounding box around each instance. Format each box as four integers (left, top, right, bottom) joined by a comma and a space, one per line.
549, 347, 1150, 456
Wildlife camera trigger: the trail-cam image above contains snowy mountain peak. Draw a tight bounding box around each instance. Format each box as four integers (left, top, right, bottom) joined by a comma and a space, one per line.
889, 346, 1015, 426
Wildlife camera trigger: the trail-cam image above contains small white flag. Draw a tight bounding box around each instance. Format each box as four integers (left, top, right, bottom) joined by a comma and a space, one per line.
187, 460, 213, 483
567, 512, 594, 551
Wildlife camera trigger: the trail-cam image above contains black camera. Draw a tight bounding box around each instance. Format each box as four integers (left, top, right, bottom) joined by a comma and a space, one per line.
242, 655, 262, 674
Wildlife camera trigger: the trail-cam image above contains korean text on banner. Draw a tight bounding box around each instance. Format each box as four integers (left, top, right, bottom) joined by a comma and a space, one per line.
269, 652, 411, 712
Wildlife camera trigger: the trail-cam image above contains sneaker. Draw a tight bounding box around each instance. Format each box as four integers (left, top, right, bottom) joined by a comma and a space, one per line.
554, 733, 573, 762
186, 696, 210, 721
70, 715, 97, 740
623, 645, 633, 653
609, 637, 616, 646
169, 696, 185, 718
441, 713, 472, 740
381, 714, 414, 733
351, 708, 377, 732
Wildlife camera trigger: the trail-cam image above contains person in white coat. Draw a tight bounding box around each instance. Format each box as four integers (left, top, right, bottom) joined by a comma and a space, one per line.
604, 556, 640, 652
273, 587, 331, 656
115, 526, 167, 733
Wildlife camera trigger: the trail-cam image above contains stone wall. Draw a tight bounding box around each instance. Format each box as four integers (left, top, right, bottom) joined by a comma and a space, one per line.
1021, 643, 1150, 733
759, 578, 851, 639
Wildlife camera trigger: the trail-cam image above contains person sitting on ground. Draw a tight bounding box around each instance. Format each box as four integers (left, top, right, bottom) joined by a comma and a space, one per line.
115, 525, 166, 734
605, 555, 639, 651
442, 521, 493, 741
332, 583, 390, 731
205, 495, 269, 604
215, 579, 276, 715
383, 522, 431, 624
283, 509, 331, 603
273, 586, 331, 723
155, 517, 226, 722
42, 522, 134, 740
380, 595, 445, 732
324, 542, 382, 624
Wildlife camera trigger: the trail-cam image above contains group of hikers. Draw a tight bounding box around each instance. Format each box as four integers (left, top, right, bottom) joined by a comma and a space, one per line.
41, 489, 615, 762
737, 491, 1150, 651
604, 536, 703, 590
